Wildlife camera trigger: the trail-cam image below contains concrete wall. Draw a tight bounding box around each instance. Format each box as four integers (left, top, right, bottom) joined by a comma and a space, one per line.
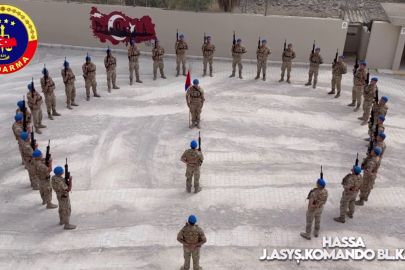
358, 26, 370, 61
365, 21, 400, 69
6, 0, 348, 64
344, 25, 361, 54
392, 30, 405, 71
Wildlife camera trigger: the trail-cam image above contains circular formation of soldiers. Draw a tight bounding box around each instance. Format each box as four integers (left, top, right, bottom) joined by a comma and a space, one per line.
10, 33, 390, 269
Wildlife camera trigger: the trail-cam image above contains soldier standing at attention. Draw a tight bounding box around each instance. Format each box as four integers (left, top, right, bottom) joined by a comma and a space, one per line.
202, 35, 215, 77
16, 100, 32, 124
355, 147, 381, 205
372, 96, 389, 118
61, 60, 79, 110
371, 134, 386, 190
40, 68, 61, 120
104, 48, 120, 93
181, 140, 204, 193
300, 178, 328, 240
334, 166, 363, 223
152, 40, 166, 81
328, 55, 347, 98
177, 215, 207, 270
82, 55, 101, 101
52, 166, 76, 230
229, 38, 247, 79
305, 47, 323, 89
128, 40, 142, 84
27, 82, 46, 134
175, 34, 188, 77
12, 114, 26, 165
365, 115, 385, 142
20, 132, 40, 190
255, 39, 271, 81
279, 43, 296, 83
186, 79, 205, 129
358, 77, 378, 125
33, 149, 58, 209
348, 61, 367, 111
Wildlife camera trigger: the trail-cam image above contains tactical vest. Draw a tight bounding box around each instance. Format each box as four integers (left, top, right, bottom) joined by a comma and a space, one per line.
352, 175, 363, 191
189, 86, 202, 102
203, 43, 215, 57
41, 77, 55, 93
185, 149, 201, 165
176, 41, 187, 55
182, 224, 201, 244
282, 49, 294, 62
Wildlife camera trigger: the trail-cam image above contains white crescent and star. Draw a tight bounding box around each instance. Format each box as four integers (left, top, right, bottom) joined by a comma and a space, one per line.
107, 15, 126, 41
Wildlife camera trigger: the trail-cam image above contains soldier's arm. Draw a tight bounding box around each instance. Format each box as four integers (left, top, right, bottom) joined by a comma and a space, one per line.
176, 229, 187, 244
242, 46, 247, 53
185, 43, 188, 50
212, 44, 216, 52
292, 51, 296, 59
162, 47, 165, 55
181, 151, 188, 164
196, 229, 207, 247
342, 64, 347, 74
319, 56, 323, 64
127, 48, 131, 57
199, 152, 204, 163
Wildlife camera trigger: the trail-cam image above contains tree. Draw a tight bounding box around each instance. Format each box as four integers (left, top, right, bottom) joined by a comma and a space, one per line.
217, 0, 240, 12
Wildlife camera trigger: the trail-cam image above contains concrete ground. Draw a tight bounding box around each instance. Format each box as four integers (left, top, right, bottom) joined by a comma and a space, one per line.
0, 47, 405, 270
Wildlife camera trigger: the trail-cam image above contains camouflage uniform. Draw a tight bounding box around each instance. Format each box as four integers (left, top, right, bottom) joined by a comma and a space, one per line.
12, 121, 24, 163
202, 42, 215, 77
280, 49, 296, 82
230, 44, 247, 78
152, 46, 166, 79
361, 84, 377, 121
51, 175, 72, 226
338, 173, 362, 219
372, 103, 388, 119
358, 155, 379, 202
366, 123, 385, 142
177, 223, 207, 270
104, 54, 119, 91
176, 40, 188, 76
61, 67, 77, 109
305, 188, 328, 237
256, 45, 271, 80
27, 90, 45, 132
21, 140, 39, 189
16, 107, 32, 125
40, 76, 59, 119
306, 53, 323, 88
34, 158, 54, 205
128, 45, 141, 84
186, 85, 205, 128
181, 149, 204, 193
374, 141, 386, 173
350, 68, 367, 109
330, 62, 347, 96
82, 62, 100, 100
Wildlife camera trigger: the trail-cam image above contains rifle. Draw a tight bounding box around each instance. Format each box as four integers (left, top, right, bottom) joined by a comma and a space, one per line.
43, 64, 48, 87
22, 95, 27, 132
283, 39, 286, 53
365, 68, 370, 85
45, 140, 51, 167
311, 40, 315, 55
65, 158, 70, 186
198, 131, 201, 151
204, 32, 207, 44
320, 166, 323, 179
354, 57, 359, 75
333, 49, 338, 64
84, 53, 89, 79
30, 126, 36, 150
106, 46, 110, 69
152, 39, 157, 60
176, 29, 179, 55
31, 77, 35, 98
257, 37, 260, 60
232, 30, 236, 53
367, 136, 373, 155
355, 153, 359, 167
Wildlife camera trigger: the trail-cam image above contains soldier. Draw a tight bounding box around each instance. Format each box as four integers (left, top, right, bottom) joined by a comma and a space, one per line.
300, 178, 328, 240
374, 133, 386, 174
177, 215, 207, 270
328, 55, 347, 98
40, 68, 61, 120
152, 40, 166, 81
16, 100, 31, 124
128, 40, 142, 84
372, 96, 389, 119
348, 61, 367, 112
365, 115, 385, 142
355, 147, 381, 205
333, 166, 363, 223
279, 43, 296, 83
27, 82, 46, 134
104, 48, 120, 93
229, 38, 247, 79
255, 39, 271, 81
20, 132, 40, 190
181, 140, 204, 193
82, 55, 101, 101
33, 149, 58, 209
202, 35, 215, 77
305, 47, 323, 89
12, 114, 26, 165
61, 60, 79, 110
51, 166, 76, 230
175, 34, 188, 77
358, 77, 378, 125
186, 79, 205, 129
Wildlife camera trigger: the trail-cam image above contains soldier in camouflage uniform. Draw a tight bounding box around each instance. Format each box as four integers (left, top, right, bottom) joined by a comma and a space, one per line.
152, 40, 166, 81
181, 140, 204, 193
255, 39, 271, 81
128, 40, 142, 84
40, 68, 61, 120
334, 166, 363, 223
104, 48, 120, 93
229, 38, 247, 79
61, 60, 79, 110
348, 62, 367, 111
186, 79, 205, 129
300, 178, 328, 240
355, 147, 381, 205
27, 82, 46, 134
202, 35, 215, 77
365, 115, 385, 142
177, 215, 207, 270
279, 43, 296, 83
33, 149, 58, 209
175, 34, 188, 77
12, 114, 26, 165
305, 47, 323, 89
372, 96, 388, 119
52, 166, 76, 230
16, 100, 31, 125
373, 133, 386, 175
82, 55, 101, 101
20, 132, 40, 190
358, 77, 378, 125
328, 55, 347, 98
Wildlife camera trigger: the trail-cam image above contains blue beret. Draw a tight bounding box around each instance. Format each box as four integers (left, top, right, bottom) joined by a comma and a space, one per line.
86, 56, 91, 61
179, 34, 184, 38
262, 39, 267, 43
54, 166, 64, 175
42, 68, 48, 75
64, 61, 69, 67
317, 178, 326, 187
190, 140, 198, 149
188, 215, 197, 223
33, 150, 42, 158
207, 36, 211, 39
378, 115, 385, 121
193, 79, 199, 85
17, 100, 24, 108
106, 48, 111, 53
288, 43, 292, 46
378, 133, 386, 139
353, 166, 362, 174
381, 96, 388, 102
155, 39, 159, 43
374, 147, 381, 155
371, 77, 378, 82
130, 40, 135, 44
315, 47, 320, 51
15, 114, 23, 121
27, 83, 32, 90
339, 55, 344, 59
20, 132, 29, 140
237, 38, 241, 42
361, 61, 366, 66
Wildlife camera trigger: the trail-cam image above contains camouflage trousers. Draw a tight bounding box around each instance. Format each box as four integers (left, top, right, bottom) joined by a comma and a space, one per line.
38, 176, 53, 204
153, 60, 164, 76
24, 158, 39, 188
257, 58, 267, 75
17, 140, 23, 160
31, 108, 43, 127
232, 57, 243, 75
331, 75, 342, 93
44, 93, 56, 112
176, 54, 187, 73
362, 99, 373, 120
190, 103, 203, 124
307, 67, 319, 85
203, 55, 213, 73
129, 60, 140, 80
85, 77, 97, 96
339, 191, 358, 217
57, 195, 71, 224
65, 83, 76, 103
106, 69, 117, 88
305, 206, 324, 234
185, 165, 201, 189
183, 245, 201, 270
281, 62, 292, 79
359, 175, 376, 200
352, 85, 363, 106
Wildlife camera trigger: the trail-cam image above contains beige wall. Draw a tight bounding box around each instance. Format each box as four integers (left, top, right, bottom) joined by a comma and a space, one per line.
358, 26, 370, 61
344, 25, 361, 54
392, 31, 405, 71
6, 0, 348, 64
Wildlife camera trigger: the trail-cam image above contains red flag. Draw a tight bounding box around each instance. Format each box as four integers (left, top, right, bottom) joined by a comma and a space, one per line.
0, 37, 17, 48
185, 69, 191, 91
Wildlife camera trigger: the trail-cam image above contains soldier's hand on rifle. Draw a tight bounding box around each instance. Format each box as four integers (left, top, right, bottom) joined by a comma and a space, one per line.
256, 49, 259, 54
35, 143, 38, 150
69, 175, 72, 181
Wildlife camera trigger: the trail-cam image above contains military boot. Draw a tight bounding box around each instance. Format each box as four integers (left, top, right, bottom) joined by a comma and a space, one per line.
86, 95, 90, 101
300, 232, 311, 240
136, 78, 143, 83
35, 127, 42, 134
335, 93, 340, 98
357, 117, 365, 120
71, 101, 79, 106
153, 75, 157, 81
314, 231, 319, 238
183, 70, 187, 76
196, 122, 201, 129
229, 73, 235, 78
346, 212, 353, 219
347, 101, 355, 106
33, 185, 40, 191
239, 73, 243, 79
64, 223, 76, 230
255, 73, 260, 80
175, 71, 180, 77
94, 92, 101, 98
355, 198, 364, 206
108, 86, 111, 93
194, 187, 202, 193
113, 85, 120, 89
286, 77, 291, 84
202, 71, 206, 77
46, 202, 58, 209
313, 84, 317, 89
354, 106, 360, 112
279, 76, 284, 82
361, 121, 367, 125
263, 74, 266, 81
161, 72, 167, 79
305, 82, 312, 86
38, 123, 47, 128
334, 216, 345, 223
60, 219, 64, 225
52, 109, 61, 116
42, 200, 46, 205
327, 90, 335, 95
364, 137, 370, 141
209, 70, 213, 77
186, 187, 191, 193
130, 79, 133, 85
47, 111, 54, 120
